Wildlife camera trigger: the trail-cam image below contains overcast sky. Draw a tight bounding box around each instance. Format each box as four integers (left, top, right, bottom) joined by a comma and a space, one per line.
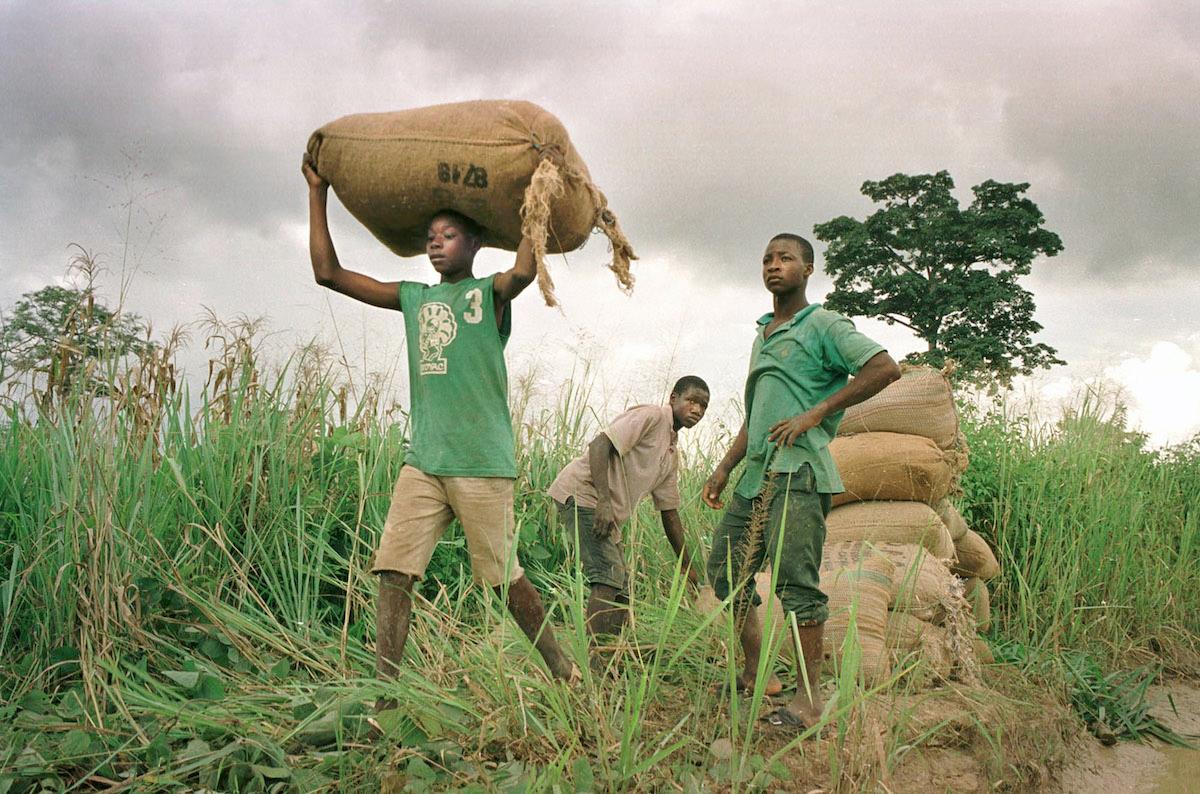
2, 0, 1197, 445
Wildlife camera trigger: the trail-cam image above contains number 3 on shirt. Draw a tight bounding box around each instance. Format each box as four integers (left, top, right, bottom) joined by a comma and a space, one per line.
463, 288, 483, 324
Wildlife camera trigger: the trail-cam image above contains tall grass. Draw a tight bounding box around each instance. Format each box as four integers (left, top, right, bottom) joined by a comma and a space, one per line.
959, 393, 1200, 666
0, 324, 1196, 791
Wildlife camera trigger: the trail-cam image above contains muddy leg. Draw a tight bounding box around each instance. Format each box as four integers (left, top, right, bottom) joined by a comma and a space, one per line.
375, 572, 415, 711
783, 622, 825, 725
501, 575, 577, 681
733, 606, 782, 695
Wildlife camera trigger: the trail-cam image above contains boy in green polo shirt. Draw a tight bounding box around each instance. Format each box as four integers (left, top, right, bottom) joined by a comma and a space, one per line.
303, 156, 577, 690
703, 233, 900, 731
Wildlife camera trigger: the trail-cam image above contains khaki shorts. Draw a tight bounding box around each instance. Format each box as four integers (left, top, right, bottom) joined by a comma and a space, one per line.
371, 465, 524, 587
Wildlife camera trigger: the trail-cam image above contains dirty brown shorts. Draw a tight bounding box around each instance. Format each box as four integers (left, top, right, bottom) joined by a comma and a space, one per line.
371, 465, 523, 587
706, 465, 831, 625
555, 498, 628, 594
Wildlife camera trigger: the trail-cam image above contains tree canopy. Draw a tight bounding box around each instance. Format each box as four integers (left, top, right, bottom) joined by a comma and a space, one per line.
1, 281, 152, 396
814, 171, 1064, 385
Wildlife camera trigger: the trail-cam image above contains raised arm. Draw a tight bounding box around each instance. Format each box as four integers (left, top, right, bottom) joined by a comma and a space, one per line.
768, 350, 901, 447
303, 156, 401, 310
703, 422, 748, 509
492, 236, 537, 304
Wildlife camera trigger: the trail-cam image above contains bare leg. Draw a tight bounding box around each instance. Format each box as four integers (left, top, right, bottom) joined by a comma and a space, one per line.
586, 584, 629, 639
501, 575, 577, 681
782, 622, 825, 725
731, 606, 783, 695
375, 572, 415, 712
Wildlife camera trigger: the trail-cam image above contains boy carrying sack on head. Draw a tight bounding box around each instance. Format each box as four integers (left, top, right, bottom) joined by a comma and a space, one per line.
549, 377, 710, 643
303, 155, 579, 698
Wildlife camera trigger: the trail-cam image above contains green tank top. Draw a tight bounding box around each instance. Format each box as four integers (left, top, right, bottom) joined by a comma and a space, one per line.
399, 275, 517, 478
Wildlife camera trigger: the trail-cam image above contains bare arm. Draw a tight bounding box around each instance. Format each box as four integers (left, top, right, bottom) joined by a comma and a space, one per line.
492, 237, 536, 303
588, 432, 620, 538
660, 508, 701, 586
768, 351, 902, 447
702, 422, 748, 509
304, 157, 401, 310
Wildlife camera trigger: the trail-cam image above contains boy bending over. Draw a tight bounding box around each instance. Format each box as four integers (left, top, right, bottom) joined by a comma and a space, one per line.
549, 377, 710, 639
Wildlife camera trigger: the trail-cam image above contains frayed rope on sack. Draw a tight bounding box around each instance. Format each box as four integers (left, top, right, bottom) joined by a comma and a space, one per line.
940, 576, 982, 686
520, 153, 637, 308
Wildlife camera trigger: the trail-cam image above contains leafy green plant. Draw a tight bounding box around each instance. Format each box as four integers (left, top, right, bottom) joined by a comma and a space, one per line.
992, 641, 1195, 747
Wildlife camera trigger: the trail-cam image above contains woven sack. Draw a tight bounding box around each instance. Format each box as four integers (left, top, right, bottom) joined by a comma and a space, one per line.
885, 612, 952, 681
869, 543, 982, 682
933, 498, 970, 542
819, 544, 895, 686
826, 501, 955, 560
951, 530, 1001, 581
962, 577, 992, 630
829, 432, 958, 507
839, 365, 960, 449
866, 542, 957, 623
307, 99, 635, 306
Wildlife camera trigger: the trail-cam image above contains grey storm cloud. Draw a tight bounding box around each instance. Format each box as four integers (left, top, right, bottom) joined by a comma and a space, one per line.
990, 0, 1200, 278
2, 0, 1198, 303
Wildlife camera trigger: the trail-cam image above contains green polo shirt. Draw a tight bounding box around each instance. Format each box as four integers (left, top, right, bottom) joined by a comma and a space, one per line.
734, 303, 885, 499
399, 275, 517, 478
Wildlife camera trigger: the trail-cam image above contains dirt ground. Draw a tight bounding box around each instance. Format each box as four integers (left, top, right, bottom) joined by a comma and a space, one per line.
1054, 679, 1200, 794
756, 671, 1200, 793
753, 666, 1071, 792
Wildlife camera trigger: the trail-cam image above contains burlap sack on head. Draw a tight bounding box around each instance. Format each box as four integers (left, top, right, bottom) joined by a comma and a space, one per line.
934, 498, 970, 542
826, 500, 955, 560
829, 432, 957, 508
951, 530, 1001, 581
306, 99, 635, 307
839, 365, 960, 449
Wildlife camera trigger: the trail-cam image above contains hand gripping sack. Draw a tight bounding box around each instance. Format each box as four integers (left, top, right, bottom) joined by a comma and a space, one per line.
306, 100, 635, 306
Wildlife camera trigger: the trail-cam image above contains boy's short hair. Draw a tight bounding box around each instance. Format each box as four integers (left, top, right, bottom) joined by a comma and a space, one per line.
671, 375, 710, 397
769, 233, 815, 266
430, 209, 484, 240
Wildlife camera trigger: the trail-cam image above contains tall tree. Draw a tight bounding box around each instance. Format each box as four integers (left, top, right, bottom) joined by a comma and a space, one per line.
1, 251, 152, 397
814, 171, 1064, 385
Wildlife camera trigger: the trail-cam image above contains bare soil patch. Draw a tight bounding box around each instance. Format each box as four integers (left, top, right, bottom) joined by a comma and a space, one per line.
1055, 678, 1200, 794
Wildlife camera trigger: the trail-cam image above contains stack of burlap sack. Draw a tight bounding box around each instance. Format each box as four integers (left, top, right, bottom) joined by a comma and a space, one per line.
747, 366, 1001, 687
